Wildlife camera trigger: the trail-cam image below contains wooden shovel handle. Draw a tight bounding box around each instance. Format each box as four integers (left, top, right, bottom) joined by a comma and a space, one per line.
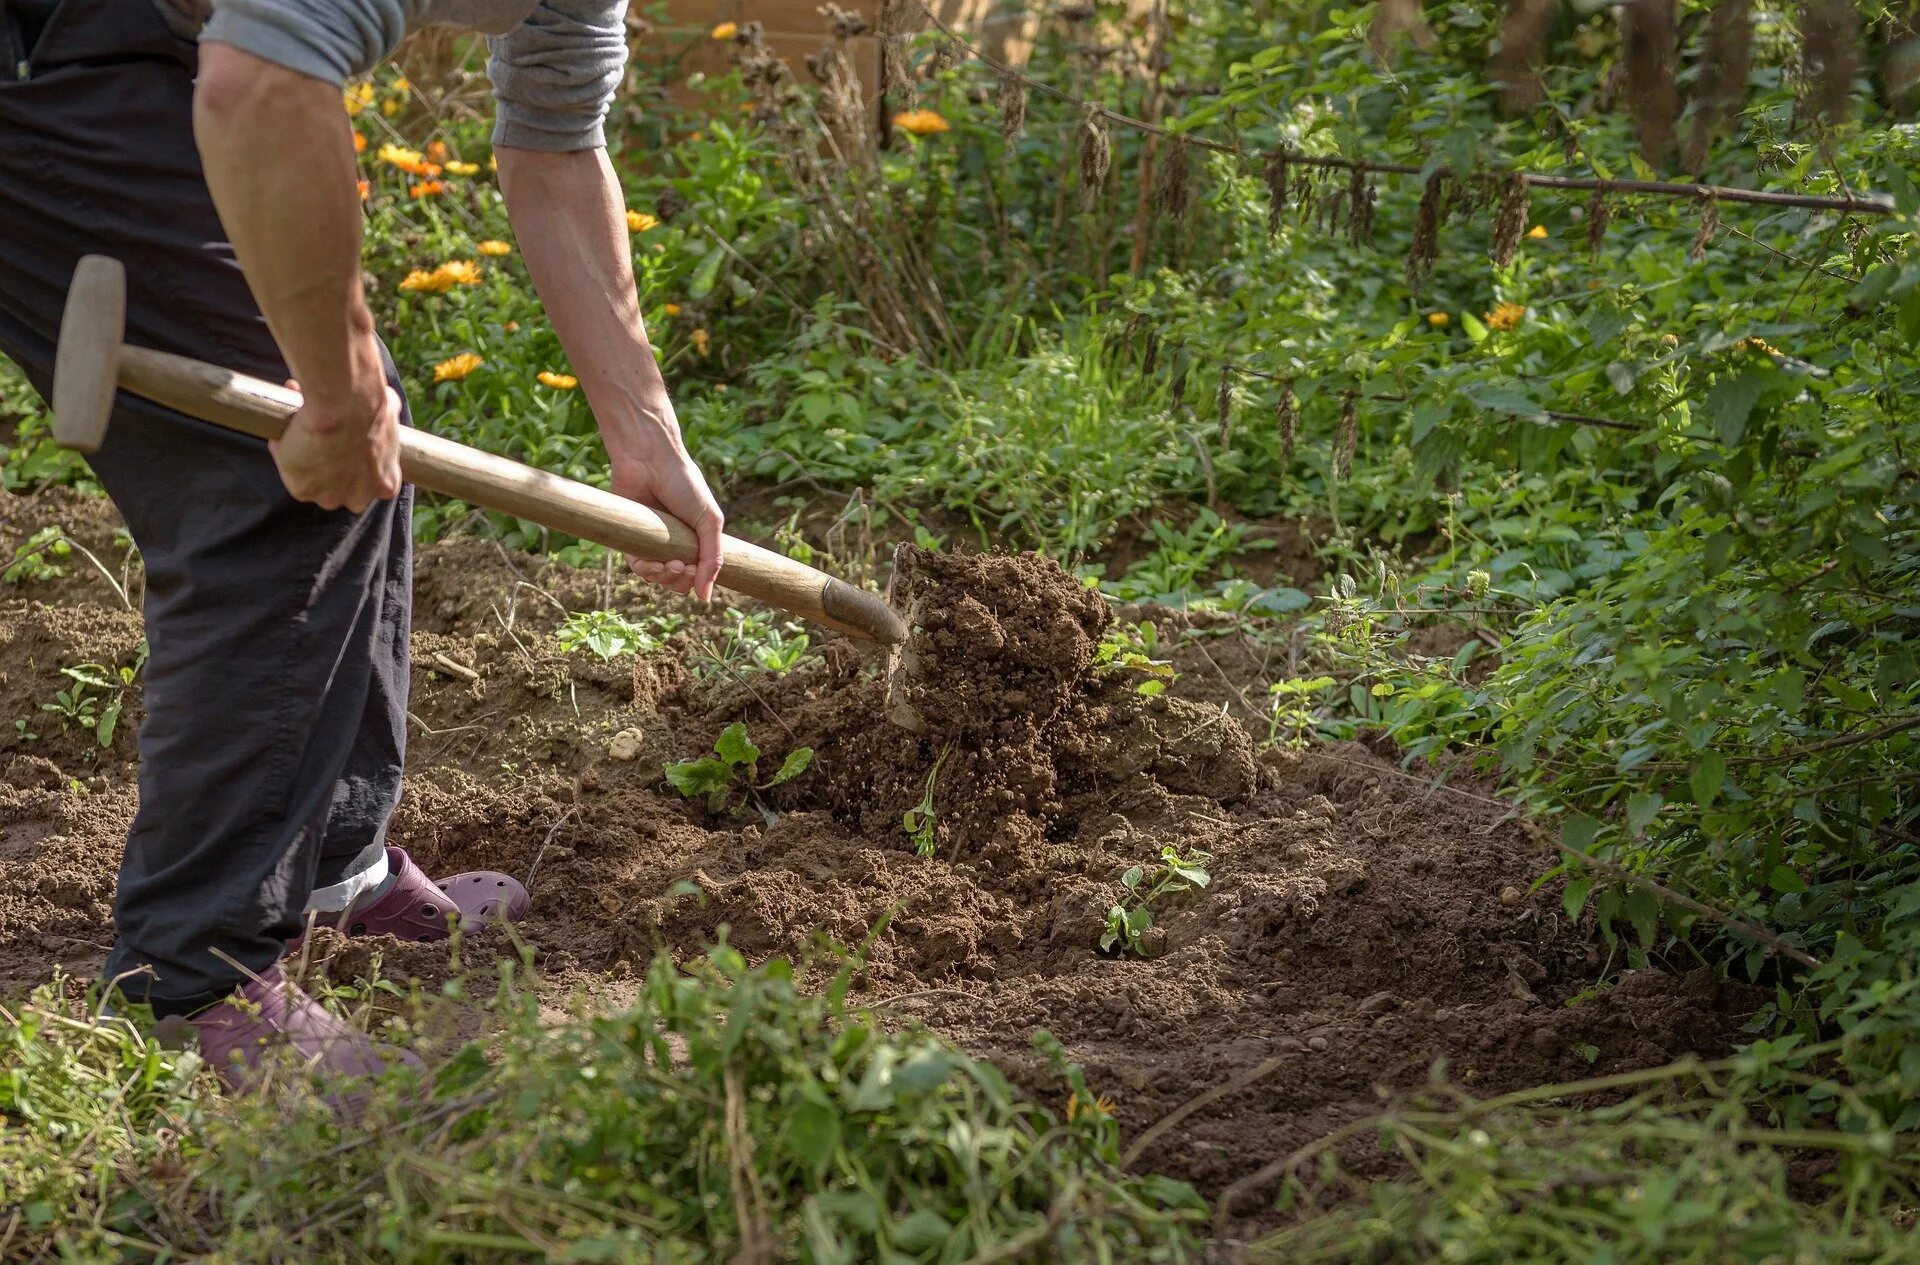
116, 344, 906, 644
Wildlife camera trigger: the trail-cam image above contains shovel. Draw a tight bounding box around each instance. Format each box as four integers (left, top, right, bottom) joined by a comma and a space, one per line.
51, 255, 906, 646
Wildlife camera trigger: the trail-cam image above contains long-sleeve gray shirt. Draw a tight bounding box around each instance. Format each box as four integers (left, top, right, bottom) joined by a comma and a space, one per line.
175, 0, 627, 151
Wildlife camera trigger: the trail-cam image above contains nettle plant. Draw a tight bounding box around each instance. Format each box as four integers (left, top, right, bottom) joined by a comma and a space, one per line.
665, 722, 812, 814
1101, 846, 1213, 956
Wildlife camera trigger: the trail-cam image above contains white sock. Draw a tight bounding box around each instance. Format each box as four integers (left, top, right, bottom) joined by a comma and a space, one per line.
305, 848, 393, 916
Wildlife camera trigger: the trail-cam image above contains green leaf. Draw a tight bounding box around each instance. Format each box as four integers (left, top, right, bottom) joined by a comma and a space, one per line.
1767, 865, 1807, 894
1689, 751, 1726, 809
713, 721, 759, 768
890, 1208, 954, 1253
1562, 876, 1592, 921
1121, 865, 1145, 891
1626, 792, 1664, 835
1562, 814, 1603, 852
1704, 370, 1768, 446
1460, 311, 1489, 343
687, 244, 726, 301
665, 757, 734, 798
784, 1087, 842, 1175
765, 747, 814, 787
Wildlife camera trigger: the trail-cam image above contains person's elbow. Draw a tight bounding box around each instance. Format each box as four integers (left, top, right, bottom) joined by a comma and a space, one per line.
195, 44, 335, 134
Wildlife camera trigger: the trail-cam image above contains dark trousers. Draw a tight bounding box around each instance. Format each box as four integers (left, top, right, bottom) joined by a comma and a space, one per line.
0, 0, 412, 1014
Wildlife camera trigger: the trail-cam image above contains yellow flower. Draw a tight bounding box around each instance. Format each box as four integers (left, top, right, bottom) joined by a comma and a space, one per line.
399, 268, 447, 294
344, 82, 374, 116
378, 143, 423, 168
381, 98, 401, 117
390, 75, 413, 94
1484, 302, 1526, 333
436, 260, 482, 286
537, 371, 579, 390
445, 160, 480, 177
477, 239, 513, 257
663, 303, 682, 317
692, 328, 711, 356
1065, 1093, 1116, 1122
1526, 224, 1548, 240
891, 108, 951, 136
1427, 311, 1450, 327
488, 154, 498, 172
711, 21, 738, 39
433, 352, 484, 383
626, 209, 659, 233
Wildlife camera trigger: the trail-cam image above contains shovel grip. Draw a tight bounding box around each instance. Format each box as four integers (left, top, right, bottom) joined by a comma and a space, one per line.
114, 345, 906, 644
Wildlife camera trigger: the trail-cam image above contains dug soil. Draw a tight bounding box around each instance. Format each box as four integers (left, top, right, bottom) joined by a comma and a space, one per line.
1, 488, 1760, 1233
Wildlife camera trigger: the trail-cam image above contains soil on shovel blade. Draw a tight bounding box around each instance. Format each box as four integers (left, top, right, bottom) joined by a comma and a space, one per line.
0, 491, 1761, 1233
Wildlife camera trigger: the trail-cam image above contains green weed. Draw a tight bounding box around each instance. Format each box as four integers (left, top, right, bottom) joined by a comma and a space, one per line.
665, 721, 812, 815
1102, 846, 1213, 956
553, 608, 681, 662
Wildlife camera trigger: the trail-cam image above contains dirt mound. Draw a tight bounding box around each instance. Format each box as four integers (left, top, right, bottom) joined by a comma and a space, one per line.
0, 498, 1763, 1224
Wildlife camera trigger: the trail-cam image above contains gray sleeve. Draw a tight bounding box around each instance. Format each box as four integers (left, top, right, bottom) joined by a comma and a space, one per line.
199, 0, 406, 84
487, 0, 628, 152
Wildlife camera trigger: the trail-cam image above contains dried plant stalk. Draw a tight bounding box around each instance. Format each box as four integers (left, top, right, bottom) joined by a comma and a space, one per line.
1264, 151, 1291, 237
1689, 195, 1720, 262
1684, 0, 1752, 170
1493, 0, 1558, 113
1406, 169, 1448, 289
1800, 0, 1860, 122
1157, 137, 1192, 223
1142, 330, 1160, 378
1216, 366, 1234, 446
997, 68, 1027, 143
1489, 172, 1530, 267
1348, 165, 1377, 246
1585, 186, 1611, 253
1334, 394, 1359, 479
1621, 0, 1679, 164
1078, 108, 1111, 211
1277, 384, 1299, 463
1169, 352, 1189, 405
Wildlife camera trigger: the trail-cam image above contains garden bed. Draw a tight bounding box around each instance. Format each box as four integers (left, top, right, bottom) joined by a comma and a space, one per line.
0, 486, 1760, 1232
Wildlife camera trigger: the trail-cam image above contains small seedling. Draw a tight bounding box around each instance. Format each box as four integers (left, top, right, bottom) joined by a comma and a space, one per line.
902, 745, 952, 858
555, 609, 681, 662
666, 722, 813, 813
42, 645, 147, 749
1092, 621, 1178, 697
695, 608, 811, 678
3, 526, 69, 586
1265, 675, 1337, 749
14, 717, 38, 743
1101, 845, 1212, 955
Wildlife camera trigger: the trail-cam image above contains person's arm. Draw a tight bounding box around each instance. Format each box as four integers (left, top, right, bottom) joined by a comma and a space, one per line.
192, 43, 401, 513
495, 148, 725, 600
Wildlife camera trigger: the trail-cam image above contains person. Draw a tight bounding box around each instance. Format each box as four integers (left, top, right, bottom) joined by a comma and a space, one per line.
0, 0, 723, 1087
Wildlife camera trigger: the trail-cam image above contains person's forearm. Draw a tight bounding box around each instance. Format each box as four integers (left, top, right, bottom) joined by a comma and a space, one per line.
494, 147, 681, 466
194, 45, 385, 426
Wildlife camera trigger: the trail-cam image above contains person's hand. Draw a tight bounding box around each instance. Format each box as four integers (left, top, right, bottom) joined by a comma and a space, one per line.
610, 438, 725, 601
270, 381, 404, 513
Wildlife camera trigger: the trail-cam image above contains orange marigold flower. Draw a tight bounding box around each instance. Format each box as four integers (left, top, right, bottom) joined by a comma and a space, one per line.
663, 303, 682, 317
445, 160, 480, 177
353, 131, 367, 154
891, 108, 951, 136
399, 268, 446, 293
692, 328, 711, 356
537, 371, 579, 390
426, 140, 449, 162
477, 239, 513, 257
1484, 302, 1526, 332
626, 209, 659, 232
1427, 311, 1450, 327
357, 179, 370, 201
433, 352, 484, 383
409, 180, 446, 199
711, 21, 738, 39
